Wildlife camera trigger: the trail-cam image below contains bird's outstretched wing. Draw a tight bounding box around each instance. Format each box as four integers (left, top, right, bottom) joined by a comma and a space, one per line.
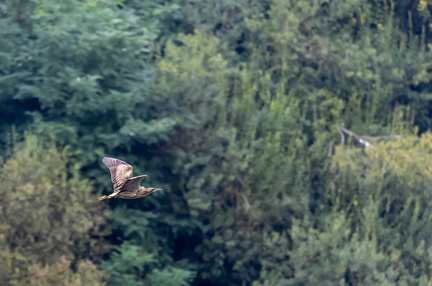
119, 175, 148, 197
102, 157, 133, 189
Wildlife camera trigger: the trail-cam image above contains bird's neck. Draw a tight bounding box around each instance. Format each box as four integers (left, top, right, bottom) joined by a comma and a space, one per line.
134, 187, 152, 198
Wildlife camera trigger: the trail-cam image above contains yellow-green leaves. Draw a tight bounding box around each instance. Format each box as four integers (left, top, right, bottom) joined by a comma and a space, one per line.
0, 135, 108, 286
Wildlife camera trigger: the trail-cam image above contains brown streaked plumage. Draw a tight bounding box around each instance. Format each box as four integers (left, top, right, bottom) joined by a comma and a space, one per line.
99, 157, 161, 200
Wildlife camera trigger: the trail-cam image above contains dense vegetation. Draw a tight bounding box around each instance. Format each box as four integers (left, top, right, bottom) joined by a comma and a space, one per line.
1, 0, 432, 285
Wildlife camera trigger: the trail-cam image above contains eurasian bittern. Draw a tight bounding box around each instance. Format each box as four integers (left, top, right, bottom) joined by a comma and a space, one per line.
99, 157, 161, 200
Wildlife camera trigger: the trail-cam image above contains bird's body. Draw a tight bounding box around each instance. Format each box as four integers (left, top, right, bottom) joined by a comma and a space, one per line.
99, 157, 161, 200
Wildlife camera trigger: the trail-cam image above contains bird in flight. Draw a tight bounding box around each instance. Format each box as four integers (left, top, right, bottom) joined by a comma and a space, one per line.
99, 157, 161, 200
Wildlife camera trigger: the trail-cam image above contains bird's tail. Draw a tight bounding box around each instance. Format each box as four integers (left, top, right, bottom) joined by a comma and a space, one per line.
98, 195, 111, 201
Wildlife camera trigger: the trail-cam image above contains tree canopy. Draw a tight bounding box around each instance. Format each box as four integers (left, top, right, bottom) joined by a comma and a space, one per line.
1, 0, 432, 285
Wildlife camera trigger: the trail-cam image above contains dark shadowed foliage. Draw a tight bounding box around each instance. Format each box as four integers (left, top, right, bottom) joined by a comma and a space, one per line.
1, 0, 432, 285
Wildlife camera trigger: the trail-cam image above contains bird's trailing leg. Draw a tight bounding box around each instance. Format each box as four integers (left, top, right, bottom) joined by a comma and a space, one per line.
98, 194, 115, 201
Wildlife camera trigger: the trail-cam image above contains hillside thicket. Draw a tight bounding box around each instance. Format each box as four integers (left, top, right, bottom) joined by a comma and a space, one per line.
1, 0, 432, 285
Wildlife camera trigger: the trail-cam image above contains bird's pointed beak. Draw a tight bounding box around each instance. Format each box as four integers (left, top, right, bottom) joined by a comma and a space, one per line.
152, 188, 162, 192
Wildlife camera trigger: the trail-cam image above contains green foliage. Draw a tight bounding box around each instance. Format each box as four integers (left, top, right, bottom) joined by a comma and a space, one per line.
252, 133, 432, 285
101, 243, 196, 286
101, 244, 155, 286
288, 133, 432, 285
0, 135, 108, 285
2, 0, 432, 285
329, 134, 432, 244
273, 212, 432, 286
110, 206, 158, 240
145, 267, 196, 286
150, 0, 432, 284
0, 0, 178, 167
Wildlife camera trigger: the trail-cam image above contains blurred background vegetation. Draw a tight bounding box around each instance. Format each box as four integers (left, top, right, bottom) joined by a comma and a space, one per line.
1, 0, 432, 285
